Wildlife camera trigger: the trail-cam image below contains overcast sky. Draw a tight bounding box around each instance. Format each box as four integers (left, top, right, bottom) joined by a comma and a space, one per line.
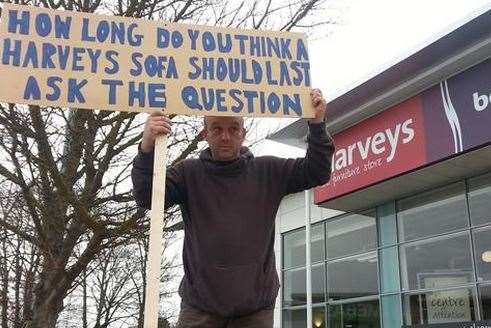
309, 0, 491, 100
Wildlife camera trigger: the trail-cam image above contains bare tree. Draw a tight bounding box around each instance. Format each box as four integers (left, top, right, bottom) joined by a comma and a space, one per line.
0, 0, 338, 327
0, 186, 41, 328
76, 232, 178, 328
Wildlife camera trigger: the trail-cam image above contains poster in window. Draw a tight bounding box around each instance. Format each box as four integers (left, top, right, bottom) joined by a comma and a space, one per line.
422, 274, 473, 324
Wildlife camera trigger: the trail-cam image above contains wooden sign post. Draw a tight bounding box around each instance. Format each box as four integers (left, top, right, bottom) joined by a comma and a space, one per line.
145, 135, 167, 328
0, 3, 314, 327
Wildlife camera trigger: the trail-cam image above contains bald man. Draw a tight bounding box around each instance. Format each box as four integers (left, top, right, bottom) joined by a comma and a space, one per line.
132, 89, 334, 328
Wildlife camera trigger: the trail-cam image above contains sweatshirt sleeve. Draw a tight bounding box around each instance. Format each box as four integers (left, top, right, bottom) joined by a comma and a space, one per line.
281, 121, 335, 195
131, 145, 187, 210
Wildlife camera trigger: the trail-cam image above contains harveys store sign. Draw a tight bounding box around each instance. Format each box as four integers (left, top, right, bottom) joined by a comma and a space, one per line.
315, 58, 491, 204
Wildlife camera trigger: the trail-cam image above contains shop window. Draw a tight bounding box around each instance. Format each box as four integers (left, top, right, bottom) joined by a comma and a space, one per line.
479, 284, 491, 320
403, 287, 477, 325
283, 264, 325, 308
283, 267, 306, 307
399, 232, 473, 291
282, 308, 306, 328
397, 182, 467, 241
472, 226, 491, 282
312, 263, 326, 304
327, 252, 378, 300
312, 306, 326, 328
283, 228, 306, 269
312, 223, 325, 263
328, 304, 343, 328
327, 210, 377, 260
469, 172, 491, 226
328, 300, 380, 328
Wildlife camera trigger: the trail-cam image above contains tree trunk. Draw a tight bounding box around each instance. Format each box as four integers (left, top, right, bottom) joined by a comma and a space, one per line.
13, 240, 22, 328
30, 231, 103, 328
82, 269, 88, 328
30, 275, 64, 328
0, 230, 9, 328
30, 264, 65, 328
0, 263, 8, 328
22, 262, 37, 324
30, 302, 62, 328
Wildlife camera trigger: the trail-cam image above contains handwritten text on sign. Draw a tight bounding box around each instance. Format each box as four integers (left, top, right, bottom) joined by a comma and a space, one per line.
0, 4, 314, 117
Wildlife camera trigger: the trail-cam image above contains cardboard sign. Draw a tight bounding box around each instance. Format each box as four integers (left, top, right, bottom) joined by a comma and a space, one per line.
0, 4, 314, 117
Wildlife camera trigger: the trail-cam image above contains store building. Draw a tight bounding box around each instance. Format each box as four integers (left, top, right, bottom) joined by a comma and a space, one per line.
269, 9, 491, 328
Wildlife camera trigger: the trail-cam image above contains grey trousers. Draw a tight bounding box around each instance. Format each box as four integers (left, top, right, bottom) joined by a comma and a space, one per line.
175, 303, 273, 328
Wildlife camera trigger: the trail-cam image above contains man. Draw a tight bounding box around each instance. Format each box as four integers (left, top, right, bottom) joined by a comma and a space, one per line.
132, 89, 334, 328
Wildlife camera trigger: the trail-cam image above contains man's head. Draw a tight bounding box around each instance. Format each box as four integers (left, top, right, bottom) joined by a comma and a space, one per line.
203, 116, 246, 161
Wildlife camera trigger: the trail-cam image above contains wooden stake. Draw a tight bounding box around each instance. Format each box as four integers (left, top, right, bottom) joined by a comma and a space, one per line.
143, 134, 168, 328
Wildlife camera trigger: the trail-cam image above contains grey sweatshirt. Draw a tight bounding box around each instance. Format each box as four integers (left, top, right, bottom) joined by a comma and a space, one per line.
131, 121, 334, 317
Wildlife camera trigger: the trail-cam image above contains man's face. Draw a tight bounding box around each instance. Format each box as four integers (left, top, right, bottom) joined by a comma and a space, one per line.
204, 116, 246, 161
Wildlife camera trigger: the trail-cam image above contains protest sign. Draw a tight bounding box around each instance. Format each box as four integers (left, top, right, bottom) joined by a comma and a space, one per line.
0, 3, 314, 117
